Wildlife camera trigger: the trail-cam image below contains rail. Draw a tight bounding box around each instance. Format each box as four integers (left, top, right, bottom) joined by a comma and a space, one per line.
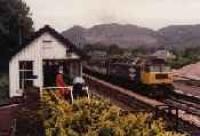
175, 75, 200, 81
83, 73, 200, 130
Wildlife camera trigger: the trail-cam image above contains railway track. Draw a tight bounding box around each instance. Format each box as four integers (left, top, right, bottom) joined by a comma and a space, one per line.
174, 82, 200, 99
164, 96, 200, 116
84, 67, 200, 116
83, 73, 200, 134
91, 87, 153, 111
164, 86, 200, 117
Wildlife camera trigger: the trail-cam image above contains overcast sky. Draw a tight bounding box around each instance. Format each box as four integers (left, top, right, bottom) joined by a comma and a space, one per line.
24, 0, 200, 31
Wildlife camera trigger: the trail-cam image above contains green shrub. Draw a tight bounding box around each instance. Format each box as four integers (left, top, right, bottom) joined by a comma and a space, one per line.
16, 91, 186, 136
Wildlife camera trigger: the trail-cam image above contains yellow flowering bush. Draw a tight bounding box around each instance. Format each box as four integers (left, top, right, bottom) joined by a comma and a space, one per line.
16, 91, 186, 136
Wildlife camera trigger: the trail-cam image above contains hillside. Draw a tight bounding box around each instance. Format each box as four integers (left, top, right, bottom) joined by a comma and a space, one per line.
159, 25, 200, 49
62, 23, 200, 50
62, 25, 87, 48
62, 23, 163, 49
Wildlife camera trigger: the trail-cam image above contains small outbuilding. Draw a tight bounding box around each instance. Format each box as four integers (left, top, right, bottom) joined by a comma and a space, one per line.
151, 49, 176, 60
9, 25, 84, 97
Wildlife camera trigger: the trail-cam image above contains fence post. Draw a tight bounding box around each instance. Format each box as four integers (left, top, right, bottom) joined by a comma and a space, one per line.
39, 86, 43, 98
175, 107, 179, 132
70, 87, 74, 103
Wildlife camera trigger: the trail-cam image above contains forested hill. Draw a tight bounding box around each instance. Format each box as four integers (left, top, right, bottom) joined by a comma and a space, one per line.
62, 23, 200, 50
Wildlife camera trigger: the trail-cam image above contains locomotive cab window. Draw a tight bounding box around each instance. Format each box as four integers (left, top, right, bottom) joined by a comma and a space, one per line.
19, 61, 34, 89
161, 65, 170, 72
144, 65, 150, 72
150, 65, 160, 72
144, 65, 158, 72
145, 64, 170, 72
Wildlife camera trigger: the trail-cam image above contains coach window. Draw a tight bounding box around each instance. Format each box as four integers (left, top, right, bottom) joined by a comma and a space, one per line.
19, 61, 34, 89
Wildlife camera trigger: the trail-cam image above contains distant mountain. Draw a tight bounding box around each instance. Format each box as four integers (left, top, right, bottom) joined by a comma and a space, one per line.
158, 25, 200, 49
62, 25, 87, 48
62, 23, 163, 49
62, 23, 200, 50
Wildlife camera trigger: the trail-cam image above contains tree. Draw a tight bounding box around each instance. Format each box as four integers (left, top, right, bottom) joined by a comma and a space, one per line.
131, 47, 146, 56
0, 0, 34, 70
169, 47, 200, 68
108, 44, 123, 56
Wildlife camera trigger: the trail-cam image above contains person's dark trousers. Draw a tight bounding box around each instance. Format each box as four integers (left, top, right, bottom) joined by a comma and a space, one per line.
73, 83, 87, 99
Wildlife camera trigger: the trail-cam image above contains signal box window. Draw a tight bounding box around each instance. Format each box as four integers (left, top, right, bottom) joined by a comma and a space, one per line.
19, 61, 34, 89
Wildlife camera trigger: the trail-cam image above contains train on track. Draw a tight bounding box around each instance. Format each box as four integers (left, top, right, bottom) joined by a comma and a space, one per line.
84, 56, 174, 98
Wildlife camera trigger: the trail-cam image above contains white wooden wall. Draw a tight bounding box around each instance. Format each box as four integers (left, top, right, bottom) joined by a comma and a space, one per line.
9, 32, 80, 97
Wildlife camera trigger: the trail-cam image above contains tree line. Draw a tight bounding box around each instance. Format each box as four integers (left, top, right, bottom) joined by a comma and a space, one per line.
0, 0, 33, 70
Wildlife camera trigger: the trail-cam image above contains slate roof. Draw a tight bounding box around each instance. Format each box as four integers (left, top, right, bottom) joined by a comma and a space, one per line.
10, 25, 85, 59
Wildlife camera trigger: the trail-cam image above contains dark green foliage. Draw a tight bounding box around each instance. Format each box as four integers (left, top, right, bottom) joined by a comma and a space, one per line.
0, 0, 33, 69
169, 47, 200, 68
0, 73, 9, 105
83, 43, 124, 56
131, 47, 147, 56
99, 128, 114, 136
107, 44, 124, 56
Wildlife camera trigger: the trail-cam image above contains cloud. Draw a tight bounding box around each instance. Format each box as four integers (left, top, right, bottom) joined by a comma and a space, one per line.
24, 0, 200, 31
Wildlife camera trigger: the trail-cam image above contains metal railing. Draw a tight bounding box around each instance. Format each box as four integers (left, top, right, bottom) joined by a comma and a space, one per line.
40, 86, 90, 103
155, 105, 179, 131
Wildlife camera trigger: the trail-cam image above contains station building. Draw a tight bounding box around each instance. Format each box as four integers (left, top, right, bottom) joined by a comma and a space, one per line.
9, 25, 84, 97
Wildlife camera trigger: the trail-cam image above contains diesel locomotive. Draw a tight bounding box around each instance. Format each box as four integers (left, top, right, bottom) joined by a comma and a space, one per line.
85, 56, 174, 97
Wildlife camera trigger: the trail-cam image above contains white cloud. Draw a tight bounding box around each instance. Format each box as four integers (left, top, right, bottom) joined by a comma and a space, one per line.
24, 0, 200, 31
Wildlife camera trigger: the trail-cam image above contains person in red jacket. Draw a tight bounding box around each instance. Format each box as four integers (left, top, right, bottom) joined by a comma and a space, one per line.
56, 66, 69, 98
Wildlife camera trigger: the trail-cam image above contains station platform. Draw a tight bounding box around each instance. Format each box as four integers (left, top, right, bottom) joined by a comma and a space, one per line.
173, 82, 200, 99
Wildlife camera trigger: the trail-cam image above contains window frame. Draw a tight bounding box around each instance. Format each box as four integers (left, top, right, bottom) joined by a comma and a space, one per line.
19, 61, 34, 89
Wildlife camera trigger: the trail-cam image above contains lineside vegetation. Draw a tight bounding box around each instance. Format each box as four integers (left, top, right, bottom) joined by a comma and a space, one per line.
16, 91, 185, 136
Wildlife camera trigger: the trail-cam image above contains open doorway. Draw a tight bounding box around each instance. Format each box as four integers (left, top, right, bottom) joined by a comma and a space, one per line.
43, 60, 70, 87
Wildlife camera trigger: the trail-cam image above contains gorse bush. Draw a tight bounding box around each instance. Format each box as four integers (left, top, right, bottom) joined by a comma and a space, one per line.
16, 91, 186, 136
